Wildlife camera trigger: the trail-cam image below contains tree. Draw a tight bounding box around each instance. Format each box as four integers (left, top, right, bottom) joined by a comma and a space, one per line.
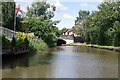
0, 1, 2, 26
73, 1, 120, 46
73, 10, 90, 40
16, 15, 24, 32
75, 10, 90, 25
60, 28, 67, 34
44, 33, 57, 47
26, 18, 58, 47
2, 2, 15, 30
96, 2, 120, 45
26, 1, 56, 20
26, 1, 61, 47
113, 21, 120, 46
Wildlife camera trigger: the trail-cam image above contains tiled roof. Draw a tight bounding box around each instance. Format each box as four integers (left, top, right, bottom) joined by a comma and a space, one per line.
64, 28, 73, 33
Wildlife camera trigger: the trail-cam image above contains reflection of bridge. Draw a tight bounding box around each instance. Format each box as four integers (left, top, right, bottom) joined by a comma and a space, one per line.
57, 35, 74, 45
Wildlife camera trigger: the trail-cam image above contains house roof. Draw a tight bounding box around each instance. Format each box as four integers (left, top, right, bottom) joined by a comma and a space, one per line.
64, 28, 73, 33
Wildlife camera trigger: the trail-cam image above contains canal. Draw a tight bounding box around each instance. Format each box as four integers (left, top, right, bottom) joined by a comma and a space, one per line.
2, 46, 118, 78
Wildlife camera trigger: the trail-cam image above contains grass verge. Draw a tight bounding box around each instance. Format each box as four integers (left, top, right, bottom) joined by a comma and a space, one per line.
63, 43, 120, 52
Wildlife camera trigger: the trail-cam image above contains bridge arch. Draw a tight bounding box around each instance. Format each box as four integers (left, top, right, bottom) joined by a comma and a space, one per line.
57, 39, 66, 46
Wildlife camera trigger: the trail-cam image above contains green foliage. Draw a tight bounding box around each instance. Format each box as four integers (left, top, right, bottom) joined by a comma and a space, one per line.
11, 36, 16, 47
28, 38, 48, 51
16, 38, 24, 48
52, 27, 67, 37
59, 28, 67, 35
21, 20, 29, 33
2, 34, 11, 47
2, 2, 15, 30
16, 32, 30, 40
73, 10, 90, 40
26, 1, 56, 20
16, 16, 25, 32
27, 18, 58, 47
44, 33, 57, 47
25, 1, 61, 48
118, 48, 120, 52
2, 32, 47, 51
75, 10, 90, 25
113, 21, 120, 46
0, 2, 1, 25
73, 2, 120, 47
16, 32, 30, 48
24, 37, 29, 46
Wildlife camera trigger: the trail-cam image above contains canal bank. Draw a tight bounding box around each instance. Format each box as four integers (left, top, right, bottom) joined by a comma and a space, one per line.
63, 43, 120, 52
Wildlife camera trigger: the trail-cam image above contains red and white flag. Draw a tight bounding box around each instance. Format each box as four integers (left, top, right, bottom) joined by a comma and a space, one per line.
16, 5, 23, 14
14, 4, 24, 31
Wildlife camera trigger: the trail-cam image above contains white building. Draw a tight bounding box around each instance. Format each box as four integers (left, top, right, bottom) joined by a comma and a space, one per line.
63, 28, 74, 36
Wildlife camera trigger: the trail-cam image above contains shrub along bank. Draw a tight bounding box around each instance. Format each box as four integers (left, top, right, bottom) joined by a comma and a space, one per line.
1, 32, 48, 52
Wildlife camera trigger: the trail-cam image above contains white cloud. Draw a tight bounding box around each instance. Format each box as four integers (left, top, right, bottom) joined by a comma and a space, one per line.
80, 3, 88, 7
47, 0, 68, 11
97, 0, 103, 3
63, 14, 76, 20
14, 0, 103, 2
79, 3, 98, 10
90, 5, 98, 10
54, 0, 68, 11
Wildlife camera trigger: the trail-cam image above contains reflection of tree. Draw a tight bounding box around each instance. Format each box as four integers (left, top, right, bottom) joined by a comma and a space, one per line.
28, 51, 54, 66
2, 51, 54, 69
119, 54, 120, 79
2, 50, 55, 78
2, 53, 30, 69
73, 46, 118, 78
72, 46, 94, 53
96, 51, 118, 78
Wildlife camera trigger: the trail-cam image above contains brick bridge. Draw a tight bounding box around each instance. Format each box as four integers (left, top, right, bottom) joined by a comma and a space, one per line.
57, 35, 84, 46
58, 35, 74, 44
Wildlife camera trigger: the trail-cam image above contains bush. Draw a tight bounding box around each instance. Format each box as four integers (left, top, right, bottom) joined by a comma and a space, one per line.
2, 33, 48, 51
16, 38, 24, 48
28, 38, 48, 51
113, 21, 120, 47
118, 48, 120, 52
16, 32, 30, 48
2, 34, 11, 47
11, 36, 16, 47
16, 32, 30, 40
44, 33, 57, 47
24, 37, 29, 47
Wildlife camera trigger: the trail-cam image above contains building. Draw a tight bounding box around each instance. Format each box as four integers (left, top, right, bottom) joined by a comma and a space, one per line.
63, 28, 74, 36
59, 28, 84, 44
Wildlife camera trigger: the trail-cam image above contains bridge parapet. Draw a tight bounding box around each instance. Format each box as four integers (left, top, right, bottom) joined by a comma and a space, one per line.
58, 35, 74, 40
58, 35, 74, 44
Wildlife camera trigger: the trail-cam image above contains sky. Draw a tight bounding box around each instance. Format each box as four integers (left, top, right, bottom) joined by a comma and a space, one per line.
16, 0, 102, 30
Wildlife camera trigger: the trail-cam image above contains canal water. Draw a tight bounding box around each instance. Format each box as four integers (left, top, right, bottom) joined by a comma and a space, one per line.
2, 46, 118, 78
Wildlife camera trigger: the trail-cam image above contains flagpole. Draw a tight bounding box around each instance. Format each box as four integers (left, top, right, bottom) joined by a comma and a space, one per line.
14, 3, 16, 31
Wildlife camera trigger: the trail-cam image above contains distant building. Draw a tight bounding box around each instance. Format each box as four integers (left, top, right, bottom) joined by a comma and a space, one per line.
63, 28, 74, 36
59, 28, 84, 43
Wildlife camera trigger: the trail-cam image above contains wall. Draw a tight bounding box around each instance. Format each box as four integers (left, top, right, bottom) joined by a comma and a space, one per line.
63, 39, 74, 44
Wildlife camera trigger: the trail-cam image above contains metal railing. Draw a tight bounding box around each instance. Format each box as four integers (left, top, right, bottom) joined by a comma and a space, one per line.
0, 26, 38, 42
0, 26, 17, 39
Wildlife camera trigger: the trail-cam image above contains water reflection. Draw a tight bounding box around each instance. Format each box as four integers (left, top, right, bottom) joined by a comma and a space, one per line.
2, 51, 54, 69
2, 46, 119, 78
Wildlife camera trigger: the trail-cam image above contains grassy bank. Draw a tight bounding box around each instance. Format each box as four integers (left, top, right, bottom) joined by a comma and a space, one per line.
63, 43, 120, 52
